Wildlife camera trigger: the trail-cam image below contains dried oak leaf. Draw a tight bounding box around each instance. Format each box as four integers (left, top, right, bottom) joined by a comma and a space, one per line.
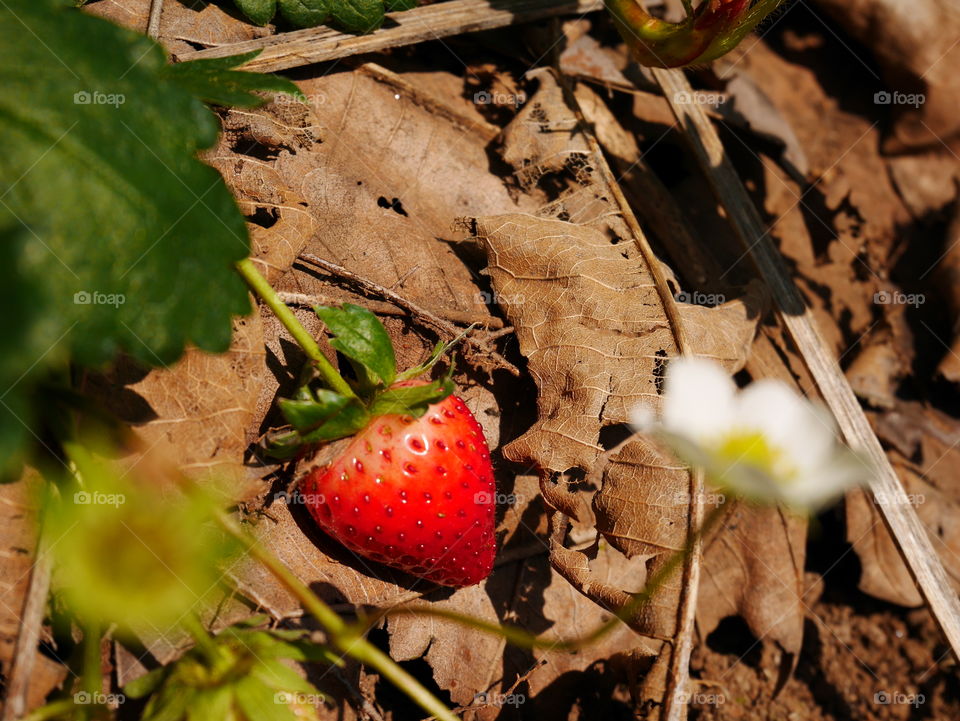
469, 70, 760, 717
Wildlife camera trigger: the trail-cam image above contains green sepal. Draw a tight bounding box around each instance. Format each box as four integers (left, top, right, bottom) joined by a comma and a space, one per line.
278, 0, 330, 27
162, 51, 304, 108
329, 0, 384, 33
313, 304, 396, 387
234, 0, 277, 25
368, 375, 454, 418
278, 389, 353, 432
396, 325, 473, 382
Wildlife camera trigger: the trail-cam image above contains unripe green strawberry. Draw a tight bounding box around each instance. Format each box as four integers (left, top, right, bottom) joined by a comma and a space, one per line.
300, 387, 496, 587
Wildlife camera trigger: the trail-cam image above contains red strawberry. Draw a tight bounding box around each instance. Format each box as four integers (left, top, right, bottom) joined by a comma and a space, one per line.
299, 387, 497, 587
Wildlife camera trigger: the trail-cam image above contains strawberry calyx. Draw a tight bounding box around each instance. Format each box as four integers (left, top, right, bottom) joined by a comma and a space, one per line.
266, 304, 466, 459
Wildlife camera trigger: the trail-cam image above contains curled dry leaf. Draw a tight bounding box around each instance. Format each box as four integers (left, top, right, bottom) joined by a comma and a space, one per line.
469, 70, 760, 717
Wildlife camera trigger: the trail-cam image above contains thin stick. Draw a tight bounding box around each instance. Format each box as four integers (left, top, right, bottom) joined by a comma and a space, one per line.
297, 253, 521, 376
1, 511, 54, 721
653, 66, 960, 661
173, 0, 604, 72
146, 0, 164, 39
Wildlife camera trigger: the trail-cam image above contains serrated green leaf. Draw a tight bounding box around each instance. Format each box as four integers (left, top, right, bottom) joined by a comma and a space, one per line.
234, 0, 277, 25
313, 304, 396, 387
0, 0, 252, 474
162, 50, 304, 108
234, 676, 299, 721
368, 378, 454, 417
278, 0, 330, 27
329, 0, 385, 33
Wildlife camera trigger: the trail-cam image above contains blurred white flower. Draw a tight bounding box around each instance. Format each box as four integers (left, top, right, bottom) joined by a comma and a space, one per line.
631, 357, 871, 511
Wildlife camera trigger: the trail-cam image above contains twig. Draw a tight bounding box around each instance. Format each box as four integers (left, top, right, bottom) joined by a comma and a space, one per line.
653, 66, 960, 661
146, 0, 164, 39
1, 514, 54, 721
277, 291, 505, 329
296, 253, 521, 376
173, 0, 604, 72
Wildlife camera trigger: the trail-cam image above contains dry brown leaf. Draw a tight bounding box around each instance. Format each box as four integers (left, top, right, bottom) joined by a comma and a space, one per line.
812, 0, 960, 152
468, 70, 760, 718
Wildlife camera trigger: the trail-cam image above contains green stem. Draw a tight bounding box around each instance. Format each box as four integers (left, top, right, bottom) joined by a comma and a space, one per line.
214, 511, 458, 721
234, 258, 355, 399
80, 617, 101, 721
20, 699, 75, 721
181, 614, 220, 665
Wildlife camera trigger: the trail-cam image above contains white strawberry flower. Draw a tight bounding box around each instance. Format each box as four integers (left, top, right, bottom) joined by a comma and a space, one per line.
631, 357, 871, 511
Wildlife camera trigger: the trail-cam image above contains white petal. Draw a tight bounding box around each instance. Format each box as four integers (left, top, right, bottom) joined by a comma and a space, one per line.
779, 448, 873, 510
661, 357, 736, 441
630, 403, 657, 432
735, 380, 836, 474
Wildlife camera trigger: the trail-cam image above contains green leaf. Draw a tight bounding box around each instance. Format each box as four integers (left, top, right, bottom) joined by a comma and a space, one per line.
234, 676, 298, 721
278, 390, 353, 433
313, 304, 396, 387
368, 377, 454, 418
329, 0, 385, 33
278, 0, 330, 27
124, 667, 167, 699
385, 0, 416, 10
234, 0, 277, 25
162, 51, 304, 108
186, 686, 235, 721
0, 0, 253, 474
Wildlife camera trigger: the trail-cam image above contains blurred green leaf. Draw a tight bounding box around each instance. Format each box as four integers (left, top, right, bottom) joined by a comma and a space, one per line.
162, 51, 304, 108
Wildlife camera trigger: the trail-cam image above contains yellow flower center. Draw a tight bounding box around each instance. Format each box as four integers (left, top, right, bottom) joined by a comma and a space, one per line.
714, 431, 793, 481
